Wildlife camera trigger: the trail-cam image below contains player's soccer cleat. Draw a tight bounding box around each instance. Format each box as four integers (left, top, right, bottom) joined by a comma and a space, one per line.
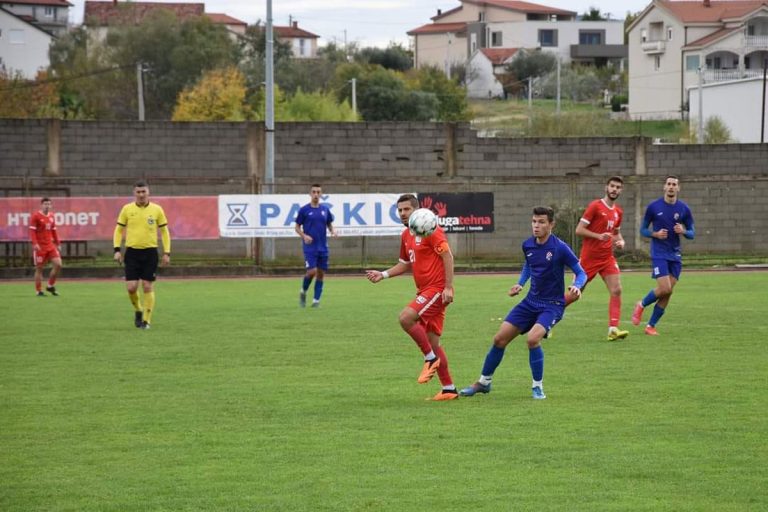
134, 311, 143, 328
532, 386, 547, 400
140, 321, 151, 330
311, 301, 320, 308
36, 291, 45, 297
459, 382, 491, 397
607, 328, 629, 341
644, 326, 659, 336
429, 389, 459, 401
631, 302, 644, 326
417, 357, 441, 384
46, 286, 58, 296
299, 290, 306, 308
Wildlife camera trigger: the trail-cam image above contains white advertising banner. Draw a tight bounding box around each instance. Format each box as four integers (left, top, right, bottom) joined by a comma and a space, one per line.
218, 193, 409, 238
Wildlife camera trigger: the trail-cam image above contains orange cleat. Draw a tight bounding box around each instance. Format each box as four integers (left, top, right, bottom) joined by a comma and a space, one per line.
644, 326, 659, 336
417, 357, 441, 384
428, 389, 459, 401
632, 302, 644, 326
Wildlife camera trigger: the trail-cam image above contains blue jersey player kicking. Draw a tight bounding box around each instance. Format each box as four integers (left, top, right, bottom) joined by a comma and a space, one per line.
461, 206, 587, 400
632, 175, 695, 335
295, 184, 337, 308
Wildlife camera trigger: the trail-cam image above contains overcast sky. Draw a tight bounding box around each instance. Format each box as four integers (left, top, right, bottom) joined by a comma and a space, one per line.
69, 0, 652, 48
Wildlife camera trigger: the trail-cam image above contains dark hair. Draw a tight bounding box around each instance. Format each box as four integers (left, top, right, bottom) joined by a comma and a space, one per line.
41, 197, 51, 203
397, 194, 419, 208
134, 179, 148, 188
310, 184, 322, 190
607, 176, 624, 185
532, 206, 554, 222
665, 175, 679, 182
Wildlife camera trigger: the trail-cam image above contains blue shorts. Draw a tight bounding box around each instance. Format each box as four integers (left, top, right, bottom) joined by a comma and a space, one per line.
651, 258, 682, 280
304, 252, 329, 271
504, 297, 564, 335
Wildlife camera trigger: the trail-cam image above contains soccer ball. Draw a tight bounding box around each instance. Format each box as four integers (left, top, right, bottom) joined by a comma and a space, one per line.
409, 208, 438, 237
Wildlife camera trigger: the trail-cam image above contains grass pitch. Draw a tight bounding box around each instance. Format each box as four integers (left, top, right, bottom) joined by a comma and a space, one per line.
2, 272, 767, 511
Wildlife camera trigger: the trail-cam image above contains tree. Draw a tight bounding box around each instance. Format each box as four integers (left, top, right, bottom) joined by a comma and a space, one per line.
280, 89, 358, 121
172, 66, 251, 121
506, 51, 557, 84
582, 6, 607, 21
238, 22, 293, 95
0, 70, 60, 118
406, 66, 470, 121
624, 11, 641, 44
357, 44, 412, 71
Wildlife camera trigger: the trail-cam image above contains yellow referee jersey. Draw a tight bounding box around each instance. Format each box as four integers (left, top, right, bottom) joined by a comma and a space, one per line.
113, 202, 171, 251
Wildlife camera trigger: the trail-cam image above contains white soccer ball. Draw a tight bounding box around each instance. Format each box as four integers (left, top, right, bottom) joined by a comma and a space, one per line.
409, 208, 438, 237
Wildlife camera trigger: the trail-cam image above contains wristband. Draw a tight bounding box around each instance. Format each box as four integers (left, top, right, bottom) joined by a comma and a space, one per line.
382, 271, 390, 279
164, 252, 171, 256
114, 247, 121, 253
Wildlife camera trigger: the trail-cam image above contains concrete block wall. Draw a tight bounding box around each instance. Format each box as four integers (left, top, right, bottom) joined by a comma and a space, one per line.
0, 119, 48, 178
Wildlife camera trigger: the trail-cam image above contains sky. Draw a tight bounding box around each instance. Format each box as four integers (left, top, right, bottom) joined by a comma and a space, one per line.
69, 0, 652, 48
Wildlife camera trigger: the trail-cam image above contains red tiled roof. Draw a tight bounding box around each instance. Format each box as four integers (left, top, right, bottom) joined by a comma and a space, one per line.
83, 1, 204, 26
274, 24, 319, 38
408, 22, 467, 35
432, 5, 462, 20
464, 0, 576, 16
0, 0, 71, 6
480, 47, 519, 64
658, 0, 768, 23
684, 25, 741, 47
206, 12, 246, 26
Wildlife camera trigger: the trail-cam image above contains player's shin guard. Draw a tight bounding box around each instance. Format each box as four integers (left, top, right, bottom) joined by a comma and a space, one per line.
129, 291, 142, 312
143, 291, 155, 324
609, 295, 621, 327
529, 346, 544, 382
434, 346, 453, 387
481, 345, 506, 378
314, 280, 324, 301
406, 323, 433, 357
302, 276, 312, 292
35, 274, 42, 292
641, 290, 658, 308
648, 304, 665, 327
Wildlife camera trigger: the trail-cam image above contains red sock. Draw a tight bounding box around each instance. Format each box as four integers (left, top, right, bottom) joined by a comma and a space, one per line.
609, 295, 621, 327
48, 276, 56, 286
406, 323, 432, 357
434, 345, 453, 387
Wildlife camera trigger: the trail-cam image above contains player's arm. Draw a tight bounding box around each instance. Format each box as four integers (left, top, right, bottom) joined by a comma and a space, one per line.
295, 222, 312, 244
159, 224, 171, 266
510, 261, 530, 296
327, 221, 338, 238
613, 227, 625, 249
29, 222, 40, 251
639, 207, 657, 238
365, 260, 411, 283
113, 223, 125, 264
564, 247, 587, 298
575, 219, 612, 241
51, 225, 60, 247
438, 243, 454, 304
675, 209, 695, 239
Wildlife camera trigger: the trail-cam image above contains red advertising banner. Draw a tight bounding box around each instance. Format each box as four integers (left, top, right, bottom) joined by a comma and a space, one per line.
0, 197, 218, 241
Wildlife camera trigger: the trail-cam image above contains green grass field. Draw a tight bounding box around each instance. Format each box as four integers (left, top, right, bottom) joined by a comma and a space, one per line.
2, 272, 767, 511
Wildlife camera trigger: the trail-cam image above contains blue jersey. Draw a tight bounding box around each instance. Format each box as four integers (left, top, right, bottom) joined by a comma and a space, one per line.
296, 203, 334, 255
641, 198, 695, 261
519, 234, 586, 306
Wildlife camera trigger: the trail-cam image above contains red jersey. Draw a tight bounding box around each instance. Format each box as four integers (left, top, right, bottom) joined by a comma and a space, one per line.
29, 211, 59, 249
400, 226, 450, 292
579, 199, 622, 261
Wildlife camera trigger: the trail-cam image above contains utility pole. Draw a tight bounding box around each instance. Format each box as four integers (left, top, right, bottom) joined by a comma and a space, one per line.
697, 67, 704, 144
556, 57, 561, 117
136, 62, 145, 121
264, 0, 275, 260
528, 76, 534, 129
761, 63, 767, 143
349, 78, 357, 115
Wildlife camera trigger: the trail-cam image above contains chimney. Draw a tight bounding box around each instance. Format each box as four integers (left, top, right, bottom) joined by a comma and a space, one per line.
437, 9, 442, 15
703, 0, 711, 6
292, 21, 298, 28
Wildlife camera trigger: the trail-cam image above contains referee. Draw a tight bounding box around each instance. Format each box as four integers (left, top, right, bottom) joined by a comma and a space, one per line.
113, 180, 171, 329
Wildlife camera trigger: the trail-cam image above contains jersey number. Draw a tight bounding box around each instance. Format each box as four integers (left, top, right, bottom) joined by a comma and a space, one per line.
408, 249, 416, 263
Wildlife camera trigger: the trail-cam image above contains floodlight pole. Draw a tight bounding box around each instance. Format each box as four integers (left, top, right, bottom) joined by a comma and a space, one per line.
697, 67, 704, 144
761, 63, 766, 144
264, 0, 275, 260
350, 78, 357, 115
136, 62, 145, 121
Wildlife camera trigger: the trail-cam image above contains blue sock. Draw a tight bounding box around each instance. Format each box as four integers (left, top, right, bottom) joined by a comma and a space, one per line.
313, 280, 324, 301
641, 290, 657, 308
481, 345, 505, 377
302, 276, 312, 292
529, 346, 544, 382
648, 304, 665, 327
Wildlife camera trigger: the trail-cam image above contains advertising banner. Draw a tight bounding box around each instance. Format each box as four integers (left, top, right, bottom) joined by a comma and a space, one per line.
418, 192, 495, 233
219, 193, 408, 237
0, 197, 218, 241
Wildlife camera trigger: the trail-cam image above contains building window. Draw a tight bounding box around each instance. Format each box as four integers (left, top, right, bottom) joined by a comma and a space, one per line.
747, 25, 755, 36
713, 56, 721, 69
667, 27, 673, 40
471, 33, 477, 53
299, 39, 306, 56
654, 55, 660, 70
478, 12, 485, 22
9, 29, 24, 44
44, 6, 54, 17
641, 29, 647, 43
539, 29, 557, 47
685, 55, 700, 71
491, 31, 502, 47
579, 31, 602, 45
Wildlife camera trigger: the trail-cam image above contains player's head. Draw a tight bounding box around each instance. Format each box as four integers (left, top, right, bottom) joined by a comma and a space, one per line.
310, 184, 322, 205
40, 197, 52, 213
605, 176, 624, 201
663, 175, 679, 200
531, 206, 555, 239
397, 194, 419, 226
133, 180, 150, 206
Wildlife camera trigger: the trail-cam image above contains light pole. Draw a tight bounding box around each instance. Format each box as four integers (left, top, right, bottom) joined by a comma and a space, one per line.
264, 0, 275, 260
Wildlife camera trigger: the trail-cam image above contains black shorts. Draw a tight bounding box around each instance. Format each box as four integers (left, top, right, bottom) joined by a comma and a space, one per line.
124, 248, 159, 282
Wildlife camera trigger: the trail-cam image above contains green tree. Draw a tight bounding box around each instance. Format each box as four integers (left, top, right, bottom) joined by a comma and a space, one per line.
506, 51, 557, 83
406, 66, 470, 121
581, 6, 607, 21
238, 22, 293, 95
172, 66, 251, 121
624, 11, 641, 44
281, 89, 358, 121
0, 70, 60, 118
704, 116, 732, 143
357, 44, 412, 71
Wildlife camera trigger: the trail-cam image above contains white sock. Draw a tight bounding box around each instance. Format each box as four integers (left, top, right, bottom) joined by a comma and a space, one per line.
532, 380, 543, 389
442, 384, 456, 391
479, 375, 492, 386
424, 350, 436, 361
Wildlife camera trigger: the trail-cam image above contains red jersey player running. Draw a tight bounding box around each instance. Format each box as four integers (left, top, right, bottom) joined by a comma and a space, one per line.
29, 197, 63, 296
365, 194, 458, 401
566, 176, 629, 341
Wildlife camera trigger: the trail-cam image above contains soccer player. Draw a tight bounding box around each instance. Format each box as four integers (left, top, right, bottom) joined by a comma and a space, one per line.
566, 176, 629, 341
365, 194, 458, 401
295, 184, 337, 308
461, 206, 587, 400
29, 197, 62, 296
113, 180, 171, 330
632, 175, 695, 335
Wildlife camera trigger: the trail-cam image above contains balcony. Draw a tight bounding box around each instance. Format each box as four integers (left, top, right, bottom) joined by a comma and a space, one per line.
641, 40, 666, 54
703, 68, 765, 82
745, 35, 768, 49
570, 44, 628, 59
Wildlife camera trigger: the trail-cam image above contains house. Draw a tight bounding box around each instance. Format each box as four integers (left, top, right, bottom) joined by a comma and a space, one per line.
688, 77, 768, 142
83, 1, 247, 43
627, 0, 768, 120
467, 47, 519, 97
0, 0, 71, 37
408, 0, 626, 74
0, 6, 54, 78
274, 21, 319, 58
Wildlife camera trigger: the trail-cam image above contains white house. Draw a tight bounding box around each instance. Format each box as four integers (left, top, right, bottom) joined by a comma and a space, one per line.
467, 47, 519, 97
273, 21, 319, 59
0, 0, 71, 37
689, 77, 768, 142
628, 0, 768, 120
0, 6, 54, 78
